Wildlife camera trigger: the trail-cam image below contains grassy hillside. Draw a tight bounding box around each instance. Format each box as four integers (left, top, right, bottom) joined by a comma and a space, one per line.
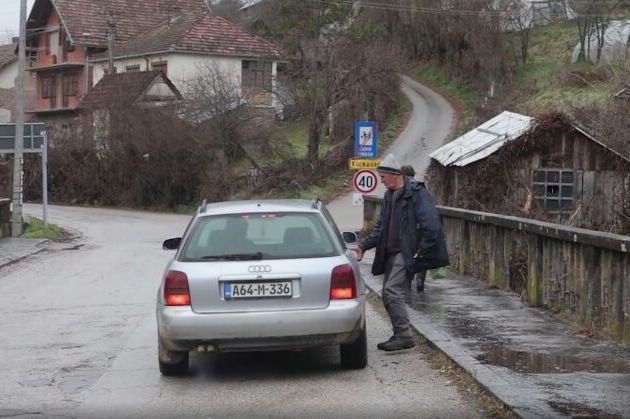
510, 22, 610, 114
407, 21, 617, 137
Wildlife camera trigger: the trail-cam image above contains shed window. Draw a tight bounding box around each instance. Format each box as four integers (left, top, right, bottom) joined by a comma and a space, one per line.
533, 169, 575, 212
126, 65, 141, 72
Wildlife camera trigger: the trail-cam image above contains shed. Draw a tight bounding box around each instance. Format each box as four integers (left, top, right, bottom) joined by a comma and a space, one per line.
427, 111, 630, 235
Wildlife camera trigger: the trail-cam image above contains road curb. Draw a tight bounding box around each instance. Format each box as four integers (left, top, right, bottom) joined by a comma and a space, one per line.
0, 239, 49, 269
363, 274, 550, 419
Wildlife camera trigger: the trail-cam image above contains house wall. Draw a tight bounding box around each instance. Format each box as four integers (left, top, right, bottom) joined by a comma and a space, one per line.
429, 126, 630, 235
92, 53, 278, 109
363, 196, 630, 346
32, 6, 87, 112
0, 63, 38, 122
0, 61, 17, 89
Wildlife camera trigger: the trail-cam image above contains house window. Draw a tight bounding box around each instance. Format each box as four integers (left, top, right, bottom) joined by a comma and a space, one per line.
242, 60, 272, 90
41, 77, 56, 99
126, 65, 141, 72
62, 74, 78, 107
151, 61, 168, 75
533, 169, 575, 212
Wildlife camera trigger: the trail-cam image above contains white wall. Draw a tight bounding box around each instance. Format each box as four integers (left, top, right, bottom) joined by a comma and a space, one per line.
92, 53, 245, 96
91, 53, 280, 113
0, 61, 18, 89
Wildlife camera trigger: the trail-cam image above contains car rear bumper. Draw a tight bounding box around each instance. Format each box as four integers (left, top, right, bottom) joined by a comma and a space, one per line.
157, 297, 365, 352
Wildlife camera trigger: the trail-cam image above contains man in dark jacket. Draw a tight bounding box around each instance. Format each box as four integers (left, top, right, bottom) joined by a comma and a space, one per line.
355, 154, 449, 351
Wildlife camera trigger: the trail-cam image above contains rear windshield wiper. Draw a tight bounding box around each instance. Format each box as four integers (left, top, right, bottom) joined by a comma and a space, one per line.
201, 252, 263, 261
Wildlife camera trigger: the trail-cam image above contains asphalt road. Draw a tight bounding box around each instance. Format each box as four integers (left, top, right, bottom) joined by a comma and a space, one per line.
0, 204, 481, 418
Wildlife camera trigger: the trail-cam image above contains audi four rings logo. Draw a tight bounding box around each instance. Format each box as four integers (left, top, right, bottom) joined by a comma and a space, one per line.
248, 265, 272, 273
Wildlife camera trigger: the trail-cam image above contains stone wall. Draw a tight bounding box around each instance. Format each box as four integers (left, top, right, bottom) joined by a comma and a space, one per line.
363, 195, 630, 346
0, 198, 10, 238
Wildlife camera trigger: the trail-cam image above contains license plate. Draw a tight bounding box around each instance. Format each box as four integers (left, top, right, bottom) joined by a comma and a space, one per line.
224, 281, 292, 299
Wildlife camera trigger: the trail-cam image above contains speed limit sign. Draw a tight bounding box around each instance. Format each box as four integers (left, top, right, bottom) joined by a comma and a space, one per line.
353, 170, 378, 194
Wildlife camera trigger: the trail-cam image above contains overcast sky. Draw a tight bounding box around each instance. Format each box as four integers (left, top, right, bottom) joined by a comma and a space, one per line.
0, 0, 36, 43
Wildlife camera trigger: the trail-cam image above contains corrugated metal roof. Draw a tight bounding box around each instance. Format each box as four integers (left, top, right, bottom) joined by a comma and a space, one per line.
429, 111, 533, 167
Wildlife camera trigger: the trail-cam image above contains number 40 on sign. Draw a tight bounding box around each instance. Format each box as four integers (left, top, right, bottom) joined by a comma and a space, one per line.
353, 170, 378, 194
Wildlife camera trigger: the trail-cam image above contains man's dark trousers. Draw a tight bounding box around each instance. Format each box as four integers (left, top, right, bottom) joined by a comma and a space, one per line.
382, 252, 411, 337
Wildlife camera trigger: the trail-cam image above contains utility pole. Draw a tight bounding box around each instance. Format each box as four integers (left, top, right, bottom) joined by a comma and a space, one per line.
11, 0, 27, 237
106, 10, 115, 74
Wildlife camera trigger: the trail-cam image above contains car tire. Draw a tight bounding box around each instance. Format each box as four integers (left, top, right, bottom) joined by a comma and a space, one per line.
340, 321, 367, 370
158, 339, 189, 376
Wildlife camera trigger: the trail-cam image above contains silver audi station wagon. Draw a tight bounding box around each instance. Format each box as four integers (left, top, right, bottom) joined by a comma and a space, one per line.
157, 199, 367, 375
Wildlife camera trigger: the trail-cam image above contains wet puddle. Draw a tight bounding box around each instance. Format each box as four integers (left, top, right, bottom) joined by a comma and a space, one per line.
476, 347, 630, 374
548, 401, 622, 418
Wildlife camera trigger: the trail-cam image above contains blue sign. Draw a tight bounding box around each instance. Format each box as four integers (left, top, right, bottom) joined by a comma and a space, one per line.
353, 121, 378, 158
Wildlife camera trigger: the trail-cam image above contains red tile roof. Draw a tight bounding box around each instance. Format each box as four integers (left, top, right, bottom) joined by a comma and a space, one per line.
91, 13, 282, 60
79, 70, 181, 109
0, 44, 17, 70
29, 0, 210, 47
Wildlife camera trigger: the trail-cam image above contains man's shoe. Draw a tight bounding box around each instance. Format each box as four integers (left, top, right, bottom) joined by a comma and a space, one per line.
377, 336, 395, 350
381, 336, 415, 352
417, 277, 425, 292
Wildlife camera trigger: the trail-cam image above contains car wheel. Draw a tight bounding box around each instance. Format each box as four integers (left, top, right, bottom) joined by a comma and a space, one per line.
158, 339, 189, 376
340, 321, 367, 370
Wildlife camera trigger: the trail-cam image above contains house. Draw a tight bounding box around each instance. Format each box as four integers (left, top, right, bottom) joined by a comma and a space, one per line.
23, 0, 209, 121
427, 111, 630, 235
0, 42, 37, 123
88, 12, 282, 111
79, 70, 183, 149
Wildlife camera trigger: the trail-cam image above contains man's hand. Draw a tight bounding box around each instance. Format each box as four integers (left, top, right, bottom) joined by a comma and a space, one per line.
353, 247, 364, 261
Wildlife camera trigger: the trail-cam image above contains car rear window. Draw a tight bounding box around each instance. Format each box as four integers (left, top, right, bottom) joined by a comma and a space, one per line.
181, 212, 338, 261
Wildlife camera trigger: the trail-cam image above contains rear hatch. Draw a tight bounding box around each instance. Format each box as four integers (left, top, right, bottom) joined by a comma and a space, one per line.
174, 256, 348, 313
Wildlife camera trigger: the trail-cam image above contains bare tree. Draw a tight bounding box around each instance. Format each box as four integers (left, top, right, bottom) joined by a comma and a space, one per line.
572, 0, 630, 63
499, 0, 535, 64
281, 38, 400, 161
181, 62, 281, 168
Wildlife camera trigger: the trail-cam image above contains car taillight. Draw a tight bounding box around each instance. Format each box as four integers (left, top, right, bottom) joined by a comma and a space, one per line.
164, 270, 190, 306
330, 264, 356, 300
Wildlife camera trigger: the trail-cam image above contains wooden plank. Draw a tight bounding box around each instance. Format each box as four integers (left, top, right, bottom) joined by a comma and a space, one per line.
593, 173, 605, 228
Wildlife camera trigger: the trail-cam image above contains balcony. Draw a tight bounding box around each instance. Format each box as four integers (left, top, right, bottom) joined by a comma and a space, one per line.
27, 54, 85, 72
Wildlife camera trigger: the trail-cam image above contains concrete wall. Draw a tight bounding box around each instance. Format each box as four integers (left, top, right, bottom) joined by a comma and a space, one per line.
0, 198, 10, 238
363, 195, 630, 346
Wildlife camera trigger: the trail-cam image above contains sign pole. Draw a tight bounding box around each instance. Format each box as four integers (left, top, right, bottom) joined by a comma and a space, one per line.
42, 132, 48, 226
11, 0, 27, 237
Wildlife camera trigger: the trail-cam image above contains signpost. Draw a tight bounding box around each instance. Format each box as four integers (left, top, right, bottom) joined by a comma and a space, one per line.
0, 123, 48, 227
350, 121, 379, 206
353, 121, 378, 158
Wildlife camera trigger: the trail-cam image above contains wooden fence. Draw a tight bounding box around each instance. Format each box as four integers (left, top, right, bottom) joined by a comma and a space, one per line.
363, 195, 630, 346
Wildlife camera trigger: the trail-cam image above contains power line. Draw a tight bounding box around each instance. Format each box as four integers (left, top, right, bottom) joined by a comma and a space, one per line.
304, 0, 630, 19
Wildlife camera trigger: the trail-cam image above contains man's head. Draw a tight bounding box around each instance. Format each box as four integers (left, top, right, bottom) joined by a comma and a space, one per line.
377, 154, 403, 191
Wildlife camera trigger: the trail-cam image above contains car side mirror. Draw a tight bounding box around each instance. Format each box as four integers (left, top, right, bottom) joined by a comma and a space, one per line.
163, 237, 182, 250
342, 231, 358, 245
